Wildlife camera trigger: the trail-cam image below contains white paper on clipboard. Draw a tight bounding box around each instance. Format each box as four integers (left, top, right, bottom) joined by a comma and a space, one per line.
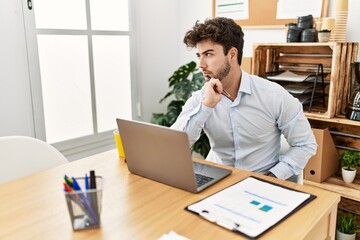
186, 177, 314, 238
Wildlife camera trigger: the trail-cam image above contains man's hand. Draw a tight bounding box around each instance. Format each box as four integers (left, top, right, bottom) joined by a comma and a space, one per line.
202, 77, 223, 108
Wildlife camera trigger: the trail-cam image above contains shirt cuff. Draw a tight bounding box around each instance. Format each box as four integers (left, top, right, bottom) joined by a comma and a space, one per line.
269, 161, 294, 180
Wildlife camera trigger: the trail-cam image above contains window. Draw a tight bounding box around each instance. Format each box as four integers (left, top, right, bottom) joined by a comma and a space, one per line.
28, 0, 134, 159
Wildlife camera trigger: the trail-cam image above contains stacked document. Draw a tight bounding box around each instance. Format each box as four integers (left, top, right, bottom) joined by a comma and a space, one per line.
267, 71, 315, 82
186, 177, 315, 239
283, 84, 314, 94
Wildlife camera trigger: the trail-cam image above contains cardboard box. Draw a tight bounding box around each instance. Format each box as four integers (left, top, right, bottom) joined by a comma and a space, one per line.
304, 128, 339, 183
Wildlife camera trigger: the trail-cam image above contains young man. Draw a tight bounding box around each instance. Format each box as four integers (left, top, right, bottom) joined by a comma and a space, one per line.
171, 17, 317, 180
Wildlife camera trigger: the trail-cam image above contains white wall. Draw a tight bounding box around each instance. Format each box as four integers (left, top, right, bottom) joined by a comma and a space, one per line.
0, 1, 35, 137
178, 0, 213, 66
134, 0, 181, 122
346, 0, 360, 56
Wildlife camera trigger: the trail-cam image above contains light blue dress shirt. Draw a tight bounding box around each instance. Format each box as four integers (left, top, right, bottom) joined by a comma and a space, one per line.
171, 70, 317, 180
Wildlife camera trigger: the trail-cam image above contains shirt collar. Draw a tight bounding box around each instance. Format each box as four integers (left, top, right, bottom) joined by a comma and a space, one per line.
239, 70, 252, 95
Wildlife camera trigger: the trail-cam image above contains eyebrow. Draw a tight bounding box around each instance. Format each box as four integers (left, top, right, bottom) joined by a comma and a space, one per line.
196, 49, 214, 57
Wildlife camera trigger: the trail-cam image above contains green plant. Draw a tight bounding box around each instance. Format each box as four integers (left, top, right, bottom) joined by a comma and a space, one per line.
340, 150, 360, 170
337, 211, 360, 234
151, 61, 210, 158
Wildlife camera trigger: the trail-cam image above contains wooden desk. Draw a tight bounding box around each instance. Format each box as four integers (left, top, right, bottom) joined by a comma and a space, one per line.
0, 149, 340, 240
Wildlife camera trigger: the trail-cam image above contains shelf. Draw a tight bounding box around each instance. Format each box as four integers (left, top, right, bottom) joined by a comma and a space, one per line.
306, 115, 360, 127
304, 174, 360, 202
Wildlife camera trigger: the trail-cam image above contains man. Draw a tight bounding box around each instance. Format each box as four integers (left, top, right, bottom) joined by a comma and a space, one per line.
171, 17, 317, 180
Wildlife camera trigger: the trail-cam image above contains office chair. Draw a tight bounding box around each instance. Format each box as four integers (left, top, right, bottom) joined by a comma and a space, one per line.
0, 136, 68, 184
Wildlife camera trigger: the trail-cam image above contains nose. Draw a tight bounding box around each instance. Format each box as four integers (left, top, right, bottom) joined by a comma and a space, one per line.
198, 56, 207, 70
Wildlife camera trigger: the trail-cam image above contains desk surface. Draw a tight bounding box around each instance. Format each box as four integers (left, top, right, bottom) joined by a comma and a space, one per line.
0, 149, 340, 240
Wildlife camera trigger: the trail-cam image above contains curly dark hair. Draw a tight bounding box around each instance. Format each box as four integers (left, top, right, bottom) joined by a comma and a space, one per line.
183, 17, 244, 65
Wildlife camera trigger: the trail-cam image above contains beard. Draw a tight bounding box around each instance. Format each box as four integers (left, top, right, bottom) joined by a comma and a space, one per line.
215, 57, 231, 81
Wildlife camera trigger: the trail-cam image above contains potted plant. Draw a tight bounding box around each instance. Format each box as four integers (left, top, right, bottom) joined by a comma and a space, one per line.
318, 29, 331, 42
151, 61, 210, 158
336, 211, 359, 240
340, 150, 360, 183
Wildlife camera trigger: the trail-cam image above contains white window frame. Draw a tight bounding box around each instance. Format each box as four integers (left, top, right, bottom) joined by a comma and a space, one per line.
22, 0, 138, 160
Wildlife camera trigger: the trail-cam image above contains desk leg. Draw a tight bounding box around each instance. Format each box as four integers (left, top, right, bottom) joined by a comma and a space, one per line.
327, 204, 338, 240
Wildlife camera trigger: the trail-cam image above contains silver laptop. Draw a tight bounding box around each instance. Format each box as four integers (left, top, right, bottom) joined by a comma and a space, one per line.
116, 118, 232, 193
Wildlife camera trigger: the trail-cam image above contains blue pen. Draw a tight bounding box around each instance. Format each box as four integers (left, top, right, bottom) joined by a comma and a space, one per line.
85, 174, 89, 190
84, 174, 90, 201
71, 177, 99, 225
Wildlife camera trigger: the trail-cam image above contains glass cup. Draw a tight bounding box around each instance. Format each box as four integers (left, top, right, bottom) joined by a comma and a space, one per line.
64, 176, 103, 231
113, 130, 126, 158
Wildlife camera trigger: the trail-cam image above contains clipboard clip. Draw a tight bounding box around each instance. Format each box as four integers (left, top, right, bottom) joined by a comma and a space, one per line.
200, 210, 240, 231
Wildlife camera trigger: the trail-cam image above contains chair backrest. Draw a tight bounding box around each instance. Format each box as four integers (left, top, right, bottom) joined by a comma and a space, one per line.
0, 136, 68, 184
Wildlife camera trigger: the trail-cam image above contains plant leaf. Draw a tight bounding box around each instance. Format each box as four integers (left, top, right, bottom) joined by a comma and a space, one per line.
152, 61, 210, 158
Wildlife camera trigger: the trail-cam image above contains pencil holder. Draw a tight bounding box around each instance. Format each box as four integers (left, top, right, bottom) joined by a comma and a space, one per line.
64, 176, 103, 231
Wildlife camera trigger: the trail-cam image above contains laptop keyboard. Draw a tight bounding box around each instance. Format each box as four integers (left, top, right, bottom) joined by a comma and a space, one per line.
195, 173, 214, 187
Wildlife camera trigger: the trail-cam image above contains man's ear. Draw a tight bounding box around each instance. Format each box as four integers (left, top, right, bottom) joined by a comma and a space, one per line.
228, 47, 238, 61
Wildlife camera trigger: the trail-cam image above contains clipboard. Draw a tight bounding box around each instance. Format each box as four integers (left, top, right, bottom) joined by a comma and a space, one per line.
185, 176, 316, 239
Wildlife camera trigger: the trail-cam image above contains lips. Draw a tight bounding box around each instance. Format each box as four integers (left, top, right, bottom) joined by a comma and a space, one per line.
202, 71, 212, 76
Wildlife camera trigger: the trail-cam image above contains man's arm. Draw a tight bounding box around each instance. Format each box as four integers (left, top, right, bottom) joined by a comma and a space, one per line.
270, 92, 318, 180
170, 91, 213, 145
171, 78, 223, 145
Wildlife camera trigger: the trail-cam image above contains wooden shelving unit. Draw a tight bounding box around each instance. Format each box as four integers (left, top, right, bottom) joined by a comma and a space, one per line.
251, 43, 360, 206
252, 42, 359, 119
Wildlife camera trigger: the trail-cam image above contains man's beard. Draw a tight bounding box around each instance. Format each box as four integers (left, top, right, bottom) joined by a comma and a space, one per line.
215, 58, 231, 81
